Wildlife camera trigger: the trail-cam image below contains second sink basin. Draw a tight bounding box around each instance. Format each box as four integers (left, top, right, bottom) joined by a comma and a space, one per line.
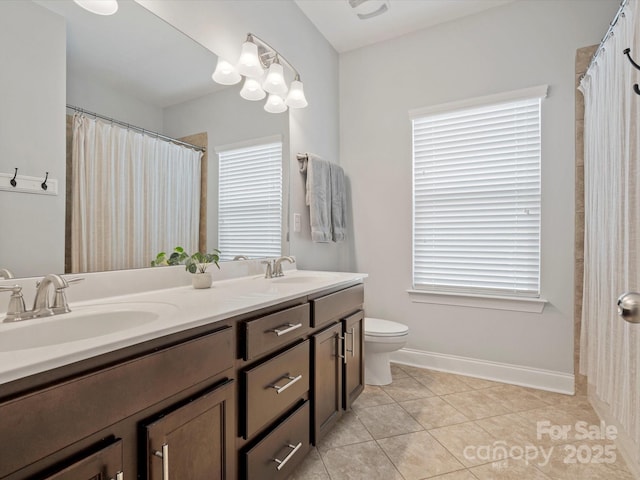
0, 302, 174, 352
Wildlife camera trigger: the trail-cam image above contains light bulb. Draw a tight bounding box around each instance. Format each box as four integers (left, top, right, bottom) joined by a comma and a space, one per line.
212, 58, 241, 85
262, 62, 288, 95
237, 41, 264, 78
240, 77, 266, 101
73, 0, 119, 15
264, 94, 288, 114
285, 79, 308, 108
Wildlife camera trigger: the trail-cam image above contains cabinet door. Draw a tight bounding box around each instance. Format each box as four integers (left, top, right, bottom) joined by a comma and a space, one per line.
343, 310, 365, 410
144, 379, 235, 480
43, 439, 123, 480
311, 322, 343, 444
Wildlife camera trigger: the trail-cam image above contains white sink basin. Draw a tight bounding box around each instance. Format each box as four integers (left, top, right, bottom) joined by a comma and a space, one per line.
270, 272, 340, 284
0, 303, 174, 351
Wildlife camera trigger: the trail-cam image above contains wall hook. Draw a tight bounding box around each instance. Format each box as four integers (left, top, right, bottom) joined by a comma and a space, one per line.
10, 168, 17, 187
41, 172, 49, 191
623, 48, 640, 95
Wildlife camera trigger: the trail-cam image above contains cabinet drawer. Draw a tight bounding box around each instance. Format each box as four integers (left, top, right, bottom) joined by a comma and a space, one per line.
0, 326, 233, 479
244, 401, 310, 480
243, 304, 310, 361
312, 284, 364, 328
243, 340, 310, 439
43, 438, 123, 480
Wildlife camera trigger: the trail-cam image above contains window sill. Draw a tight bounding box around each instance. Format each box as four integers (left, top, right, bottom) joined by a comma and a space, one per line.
406, 289, 547, 313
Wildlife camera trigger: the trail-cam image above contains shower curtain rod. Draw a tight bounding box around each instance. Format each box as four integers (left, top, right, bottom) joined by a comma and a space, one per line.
584, 0, 629, 76
66, 104, 206, 153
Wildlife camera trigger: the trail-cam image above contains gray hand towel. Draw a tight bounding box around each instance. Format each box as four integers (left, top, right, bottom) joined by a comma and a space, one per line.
330, 163, 346, 242
306, 155, 332, 242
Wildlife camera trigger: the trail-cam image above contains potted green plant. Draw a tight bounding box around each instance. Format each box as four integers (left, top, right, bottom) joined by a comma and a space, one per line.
151, 247, 221, 289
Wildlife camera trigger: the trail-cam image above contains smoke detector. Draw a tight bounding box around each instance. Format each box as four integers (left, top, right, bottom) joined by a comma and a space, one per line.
348, 0, 390, 20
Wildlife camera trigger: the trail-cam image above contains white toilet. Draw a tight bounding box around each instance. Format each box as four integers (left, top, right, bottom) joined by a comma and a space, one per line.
364, 317, 409, 386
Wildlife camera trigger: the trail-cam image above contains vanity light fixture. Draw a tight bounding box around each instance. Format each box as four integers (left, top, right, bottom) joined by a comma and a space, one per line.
212, 33, 308, 113
73, 0, 119, 16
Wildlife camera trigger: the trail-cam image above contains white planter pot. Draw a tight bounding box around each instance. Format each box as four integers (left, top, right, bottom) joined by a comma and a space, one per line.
192, 272, 213, 289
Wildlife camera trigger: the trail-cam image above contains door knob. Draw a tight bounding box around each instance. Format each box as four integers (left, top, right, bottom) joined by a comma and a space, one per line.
617, 292, 640, 324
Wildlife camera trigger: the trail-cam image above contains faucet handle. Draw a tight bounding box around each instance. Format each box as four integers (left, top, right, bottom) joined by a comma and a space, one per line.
0, 285, 27, 322
261, 260, 274, 278
52, 277, 84, 313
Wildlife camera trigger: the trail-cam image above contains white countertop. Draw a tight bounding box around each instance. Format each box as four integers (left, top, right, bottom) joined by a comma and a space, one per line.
0, 270, 366, 386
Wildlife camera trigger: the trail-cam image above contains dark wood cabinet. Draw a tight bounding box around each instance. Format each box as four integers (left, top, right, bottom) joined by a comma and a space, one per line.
144, 379, 235, 480
2, 280, 365, 480
311, 323, 343, 444
343, 310, 365, 411
42, 439, 123, 480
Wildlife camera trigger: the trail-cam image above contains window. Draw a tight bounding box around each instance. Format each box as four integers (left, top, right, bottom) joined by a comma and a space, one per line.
411, 86, 547, 298
217, 139, 283, 261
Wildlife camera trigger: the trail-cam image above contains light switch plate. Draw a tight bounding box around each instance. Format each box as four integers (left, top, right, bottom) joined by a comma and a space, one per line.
293, 213, 301, 233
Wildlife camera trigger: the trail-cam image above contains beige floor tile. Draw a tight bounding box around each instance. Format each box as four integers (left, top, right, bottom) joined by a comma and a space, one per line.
430, 422, 501, 467
355, 403, 423, 439
457, 375, 505, 390
441, 389, 511, 420
534, 441, 635, 479
412, 370, 475, 395
430, 471, 478, 480
377, 430, 465, 480
482, 385, 551, 413
381, 376, 436, 402
395, 364, 433, 377
351, 385, 395, 410
475, 413, 546, 449
320, 441, 404, 480
390, 362, 410, 380
317, 411, 373, 453
470, 457, 552, 479
517, 404, 601, 446
400, 396, 470, 429
286, 447, 330, 480
515, 387, 576, 406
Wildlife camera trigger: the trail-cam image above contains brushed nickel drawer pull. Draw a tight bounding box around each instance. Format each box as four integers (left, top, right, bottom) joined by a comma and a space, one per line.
114, 472, 124, 480
345, 328, 355, 357
338, 335, 347, 364
273, 442, 303, 471
269, 322, 303, 336
153, 444, 169, 480
270, 373, 303, 394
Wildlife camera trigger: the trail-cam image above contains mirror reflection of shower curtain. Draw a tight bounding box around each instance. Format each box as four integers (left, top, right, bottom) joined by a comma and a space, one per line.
579, 0, 640, 469
70, 113, 201, 272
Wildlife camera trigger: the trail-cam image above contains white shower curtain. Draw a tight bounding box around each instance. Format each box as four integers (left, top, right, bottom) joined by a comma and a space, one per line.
71, 114, 202, 272
579, 0, 640, 465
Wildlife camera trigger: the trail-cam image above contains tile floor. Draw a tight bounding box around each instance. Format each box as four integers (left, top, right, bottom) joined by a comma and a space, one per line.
288, 363, 635, 480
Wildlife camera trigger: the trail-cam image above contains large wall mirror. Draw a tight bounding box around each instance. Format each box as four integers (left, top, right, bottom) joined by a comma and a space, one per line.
1, 0, 289, 279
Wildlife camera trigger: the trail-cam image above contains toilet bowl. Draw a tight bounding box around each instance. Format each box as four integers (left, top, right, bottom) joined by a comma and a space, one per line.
364, 317, 409, 386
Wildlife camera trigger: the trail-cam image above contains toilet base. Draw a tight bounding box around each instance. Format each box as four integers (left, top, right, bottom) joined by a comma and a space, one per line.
365, 351, 393, 386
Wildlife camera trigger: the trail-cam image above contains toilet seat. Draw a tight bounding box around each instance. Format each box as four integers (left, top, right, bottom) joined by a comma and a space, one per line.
365, 317, 409, 337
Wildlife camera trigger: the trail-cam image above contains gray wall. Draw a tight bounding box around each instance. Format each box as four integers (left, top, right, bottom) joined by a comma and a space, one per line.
0, 1, 66, 277
339, 0, 618, 383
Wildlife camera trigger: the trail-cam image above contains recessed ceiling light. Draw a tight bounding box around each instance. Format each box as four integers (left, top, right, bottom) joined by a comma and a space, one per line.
73, 0, 119, 16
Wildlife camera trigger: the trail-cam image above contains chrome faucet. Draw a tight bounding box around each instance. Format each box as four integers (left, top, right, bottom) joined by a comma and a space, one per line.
0, 268, 14, 280
262, 259, 275, 278
0, 274, 83, 322
273, 256, 295, 277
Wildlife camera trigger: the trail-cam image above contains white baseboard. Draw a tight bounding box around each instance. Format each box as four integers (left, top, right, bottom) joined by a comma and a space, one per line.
390, 348, 575, 395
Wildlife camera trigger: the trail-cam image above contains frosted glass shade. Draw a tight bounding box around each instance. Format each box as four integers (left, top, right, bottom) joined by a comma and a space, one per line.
285, 80, 308, 108
237, 41, 264, 78
73, 0, 118, 15
262, 62, 288, 95
212, 59, 241, 85
264, 94, 288, 114
240, 77, 266, 101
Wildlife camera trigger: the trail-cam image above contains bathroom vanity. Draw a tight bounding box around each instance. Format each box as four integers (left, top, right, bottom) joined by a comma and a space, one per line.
0, 270, 365, 480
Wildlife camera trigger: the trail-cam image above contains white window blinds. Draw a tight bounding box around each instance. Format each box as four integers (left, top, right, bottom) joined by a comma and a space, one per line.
218, 140, 282, 261
412, 88, 545, 297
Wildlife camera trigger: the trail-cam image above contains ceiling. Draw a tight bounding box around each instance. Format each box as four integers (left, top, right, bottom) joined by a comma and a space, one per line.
35, 0, 225, 108
294, 0, 514, 53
